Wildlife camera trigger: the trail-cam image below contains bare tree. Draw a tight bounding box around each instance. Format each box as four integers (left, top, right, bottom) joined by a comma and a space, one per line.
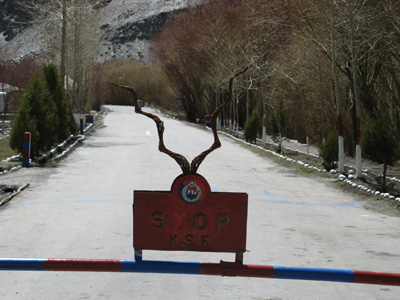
68, 1, 100, 112
347, 0, 363, 177
218, 0, 290, 143
17, 0, 102, 111
330, 0, 345, 173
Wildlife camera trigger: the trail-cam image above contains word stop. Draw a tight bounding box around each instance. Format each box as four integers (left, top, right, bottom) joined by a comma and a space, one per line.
133, 174, 248, 253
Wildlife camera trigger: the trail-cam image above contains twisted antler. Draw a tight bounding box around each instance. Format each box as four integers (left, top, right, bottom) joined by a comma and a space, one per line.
190, 66, 248, 174
111, 66, 247, 175
110, 82, 190, 174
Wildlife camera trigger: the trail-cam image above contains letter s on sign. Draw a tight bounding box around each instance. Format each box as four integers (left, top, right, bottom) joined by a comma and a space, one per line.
151, 211, 164, 229
184, 235, 193, 247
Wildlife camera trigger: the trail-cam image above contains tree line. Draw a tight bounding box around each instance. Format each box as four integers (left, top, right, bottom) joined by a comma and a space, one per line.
90, 60, 177, 111
149, 0, 400, 189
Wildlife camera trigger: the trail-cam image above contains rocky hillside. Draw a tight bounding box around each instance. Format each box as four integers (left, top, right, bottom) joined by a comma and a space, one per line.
0, 0, 199, 63
0, 0, 32, 41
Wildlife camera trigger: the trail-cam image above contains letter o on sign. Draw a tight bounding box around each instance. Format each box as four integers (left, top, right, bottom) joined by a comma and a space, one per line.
195, 213, 207, 230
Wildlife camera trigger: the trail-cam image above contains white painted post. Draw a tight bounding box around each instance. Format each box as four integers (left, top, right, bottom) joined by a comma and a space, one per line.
338, 136, 345, 173
262, 126, 266, 147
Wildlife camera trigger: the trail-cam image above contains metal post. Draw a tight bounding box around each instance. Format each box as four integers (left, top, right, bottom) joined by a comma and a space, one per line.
22, 132, 31, 168
80, 119, 84, 134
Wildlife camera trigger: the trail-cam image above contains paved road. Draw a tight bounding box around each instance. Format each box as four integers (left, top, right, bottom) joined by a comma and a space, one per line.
1, 105, 400, 299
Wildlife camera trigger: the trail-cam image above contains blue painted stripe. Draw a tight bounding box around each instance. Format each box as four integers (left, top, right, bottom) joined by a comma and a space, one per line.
19, 198, 132, 205
23, 141, 30, 150
121, 260, 201, 275
251, 198, 358, 208
0, 258, 44, 271
274, 266, 354, 282
22, 157, 30, 167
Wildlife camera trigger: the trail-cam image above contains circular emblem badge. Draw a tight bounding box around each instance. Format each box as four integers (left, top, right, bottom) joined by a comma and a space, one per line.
179, 180, 202, 204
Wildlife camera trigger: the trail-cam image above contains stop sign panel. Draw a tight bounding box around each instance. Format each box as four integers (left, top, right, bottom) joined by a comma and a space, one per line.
133, 174, 248, 253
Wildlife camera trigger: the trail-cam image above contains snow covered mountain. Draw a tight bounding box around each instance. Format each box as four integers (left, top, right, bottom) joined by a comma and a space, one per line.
0, 0, 199, 63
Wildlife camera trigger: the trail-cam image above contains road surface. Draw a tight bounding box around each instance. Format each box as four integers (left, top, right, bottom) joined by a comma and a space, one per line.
1, 105, 400, 299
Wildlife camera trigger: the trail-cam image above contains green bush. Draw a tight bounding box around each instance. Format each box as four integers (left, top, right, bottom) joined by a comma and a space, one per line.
361, 116, 400, 166
320, 131, 338, 170
361, 116, 400, 191
244, 109, 262, 144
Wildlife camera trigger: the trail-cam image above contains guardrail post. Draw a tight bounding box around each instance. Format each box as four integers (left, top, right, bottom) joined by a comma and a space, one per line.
22, 132, 31, 167
80, 119, 84, 134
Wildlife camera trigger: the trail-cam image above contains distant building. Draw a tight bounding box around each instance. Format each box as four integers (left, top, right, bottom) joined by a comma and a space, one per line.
174, 98, 185, 111
0, 83, 19, 113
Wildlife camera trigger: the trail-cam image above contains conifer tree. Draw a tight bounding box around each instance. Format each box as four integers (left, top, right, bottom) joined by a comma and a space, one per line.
244, 109, 262, 144
320, 131, 338, 171
44, 63, 76, 140
361, 116, 400, 192
10, 74, 58, 157
9, 99, 39, 156
269, 99, 288, 153
36, 79, 58, 151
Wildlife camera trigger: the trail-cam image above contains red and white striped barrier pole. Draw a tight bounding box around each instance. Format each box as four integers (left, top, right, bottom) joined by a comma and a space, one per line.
22, 132, 31, 168
0, 258, 399, 286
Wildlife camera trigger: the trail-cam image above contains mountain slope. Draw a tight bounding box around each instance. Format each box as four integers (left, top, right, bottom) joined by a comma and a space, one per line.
0, 0, 199, 63
0, 0, 31, 41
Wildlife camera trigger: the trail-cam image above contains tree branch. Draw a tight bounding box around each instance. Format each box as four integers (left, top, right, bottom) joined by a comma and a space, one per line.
111, 66, 248, 175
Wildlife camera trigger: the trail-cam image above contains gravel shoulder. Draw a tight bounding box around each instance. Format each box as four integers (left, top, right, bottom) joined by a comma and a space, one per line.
235, 136, 400, 218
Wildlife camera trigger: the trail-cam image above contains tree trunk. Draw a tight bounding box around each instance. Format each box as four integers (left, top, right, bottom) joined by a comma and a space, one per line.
330, 0, 345, 173
317, 58, 326, 144
348, 0, 363, 178
60, 0, 67, 97
1, 84, 7, 134
299, 91, 309, 155
382, 162, 387, 193
261, 82, 267, 147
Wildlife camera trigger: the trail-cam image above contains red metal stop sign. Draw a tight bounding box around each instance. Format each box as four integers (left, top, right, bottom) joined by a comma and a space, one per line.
133, 174, 248, 254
